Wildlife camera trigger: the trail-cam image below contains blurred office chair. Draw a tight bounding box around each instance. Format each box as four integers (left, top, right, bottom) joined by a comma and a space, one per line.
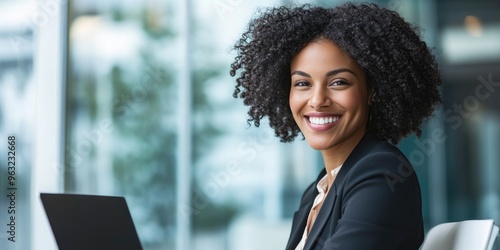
420, 219, 499, 250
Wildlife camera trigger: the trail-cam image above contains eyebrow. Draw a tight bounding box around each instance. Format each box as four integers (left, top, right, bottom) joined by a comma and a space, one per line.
291, 68, 357, 77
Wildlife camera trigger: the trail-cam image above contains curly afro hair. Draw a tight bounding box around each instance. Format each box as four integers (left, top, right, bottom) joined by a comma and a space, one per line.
230, 3, 441, 144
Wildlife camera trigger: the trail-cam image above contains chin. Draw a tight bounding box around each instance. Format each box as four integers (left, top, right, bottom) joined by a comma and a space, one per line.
304, 139, 335, 151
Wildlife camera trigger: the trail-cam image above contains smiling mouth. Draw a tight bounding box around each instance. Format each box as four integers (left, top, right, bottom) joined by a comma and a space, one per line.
307, 116, 340, 125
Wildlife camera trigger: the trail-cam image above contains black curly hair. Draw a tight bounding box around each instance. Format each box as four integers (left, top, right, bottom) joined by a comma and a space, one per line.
230, 3, 441, 144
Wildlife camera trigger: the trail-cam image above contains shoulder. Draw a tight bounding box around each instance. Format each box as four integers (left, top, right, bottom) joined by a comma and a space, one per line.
337, 133, 419, 195
355, 139, 412, 175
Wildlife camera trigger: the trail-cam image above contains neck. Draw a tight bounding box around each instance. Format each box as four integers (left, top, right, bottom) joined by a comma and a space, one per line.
320, 130, 366, 175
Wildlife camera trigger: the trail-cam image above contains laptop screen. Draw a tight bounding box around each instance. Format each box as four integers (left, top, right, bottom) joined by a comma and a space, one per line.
40, 193, 142, 250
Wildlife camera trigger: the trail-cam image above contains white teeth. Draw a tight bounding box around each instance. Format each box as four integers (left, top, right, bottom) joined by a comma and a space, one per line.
308, 116, 339, 125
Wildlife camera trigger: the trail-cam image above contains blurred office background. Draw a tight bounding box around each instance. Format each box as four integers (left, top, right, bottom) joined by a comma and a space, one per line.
0, 0, 499, 249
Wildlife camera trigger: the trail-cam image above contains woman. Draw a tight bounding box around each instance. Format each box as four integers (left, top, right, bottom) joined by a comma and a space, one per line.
230, 3, 441, 250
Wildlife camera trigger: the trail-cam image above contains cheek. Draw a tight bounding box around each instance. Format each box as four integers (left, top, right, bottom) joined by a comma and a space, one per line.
288, 91, 299, 112
339, 91, 368, 112
288, 92, 305, 123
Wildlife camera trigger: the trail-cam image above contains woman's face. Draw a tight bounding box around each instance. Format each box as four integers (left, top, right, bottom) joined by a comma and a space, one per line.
289, 39, 369, 153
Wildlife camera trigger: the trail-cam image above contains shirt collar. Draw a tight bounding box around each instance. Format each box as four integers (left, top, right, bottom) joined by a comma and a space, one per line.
316, 165, 342, 193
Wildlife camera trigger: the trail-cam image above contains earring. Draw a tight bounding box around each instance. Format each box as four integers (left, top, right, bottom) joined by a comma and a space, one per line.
370, 92, 376, 104
369, 110, 372, 127
366, 107, 373, 130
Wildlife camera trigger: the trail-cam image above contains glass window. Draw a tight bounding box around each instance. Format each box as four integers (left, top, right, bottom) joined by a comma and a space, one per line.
65, 1, 182, 248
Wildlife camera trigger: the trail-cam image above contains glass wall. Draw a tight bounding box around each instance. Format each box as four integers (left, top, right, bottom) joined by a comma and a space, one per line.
437, 0, 500, 230
65, 0, 182, 248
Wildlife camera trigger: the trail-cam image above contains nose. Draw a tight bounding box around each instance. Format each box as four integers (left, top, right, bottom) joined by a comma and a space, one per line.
308, 86, 330, 109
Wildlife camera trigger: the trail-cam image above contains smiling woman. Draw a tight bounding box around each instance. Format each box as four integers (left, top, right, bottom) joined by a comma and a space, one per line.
230, 3, 442, 250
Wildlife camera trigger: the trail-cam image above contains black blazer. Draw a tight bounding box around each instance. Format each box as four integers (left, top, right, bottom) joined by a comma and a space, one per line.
286, 132, 424, 250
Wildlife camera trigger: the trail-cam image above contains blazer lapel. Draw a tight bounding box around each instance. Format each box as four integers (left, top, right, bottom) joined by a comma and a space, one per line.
285, 170, 326, 250
285, 205, 312, 250
303, 184, 338, 250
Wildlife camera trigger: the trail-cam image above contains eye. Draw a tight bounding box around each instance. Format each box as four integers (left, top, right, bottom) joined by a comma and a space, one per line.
329, 80, 350, 87
293, 80, 311, 87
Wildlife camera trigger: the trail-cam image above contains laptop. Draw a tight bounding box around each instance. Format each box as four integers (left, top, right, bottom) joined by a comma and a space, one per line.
40, 193, 142, 250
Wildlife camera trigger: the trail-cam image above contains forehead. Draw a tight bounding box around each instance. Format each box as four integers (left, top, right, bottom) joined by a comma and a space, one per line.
290, 39, 361, 73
